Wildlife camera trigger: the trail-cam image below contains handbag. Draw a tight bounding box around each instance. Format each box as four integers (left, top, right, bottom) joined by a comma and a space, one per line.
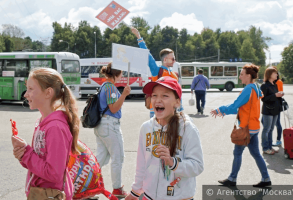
28, 187, 66, 200
189, 93, 195, 106
281, 98, 289, 111
231, 122, 250, 146
230, 89, 253, 146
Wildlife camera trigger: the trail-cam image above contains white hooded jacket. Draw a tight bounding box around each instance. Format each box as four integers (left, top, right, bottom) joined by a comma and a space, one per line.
131, 114, 204, 200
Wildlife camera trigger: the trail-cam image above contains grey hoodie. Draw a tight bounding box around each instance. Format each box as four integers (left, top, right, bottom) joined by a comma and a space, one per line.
131, 114, 204, 200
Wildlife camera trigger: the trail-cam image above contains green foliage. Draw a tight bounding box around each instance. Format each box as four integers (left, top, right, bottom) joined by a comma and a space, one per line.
280, 42, 293, 83
1, 17, 273, 68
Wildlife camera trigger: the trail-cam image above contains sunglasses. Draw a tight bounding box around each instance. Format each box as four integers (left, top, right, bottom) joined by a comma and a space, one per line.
167, 57, 175, 61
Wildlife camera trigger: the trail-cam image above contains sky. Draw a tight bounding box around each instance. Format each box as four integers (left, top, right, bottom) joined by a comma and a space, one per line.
1, 0, 292, 65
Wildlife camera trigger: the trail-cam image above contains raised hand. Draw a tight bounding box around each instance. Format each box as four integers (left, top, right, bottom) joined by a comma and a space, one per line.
131, 27, 141, 39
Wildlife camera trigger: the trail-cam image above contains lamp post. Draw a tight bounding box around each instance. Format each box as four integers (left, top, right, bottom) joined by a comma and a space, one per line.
59, 40, 69, 52
94, 32, 96, 58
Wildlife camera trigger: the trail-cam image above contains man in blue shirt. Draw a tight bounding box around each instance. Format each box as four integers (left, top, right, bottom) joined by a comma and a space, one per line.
191, 69, 210, 114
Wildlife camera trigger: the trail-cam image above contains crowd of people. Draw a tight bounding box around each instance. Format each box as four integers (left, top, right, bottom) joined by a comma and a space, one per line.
10, 27, 286, 200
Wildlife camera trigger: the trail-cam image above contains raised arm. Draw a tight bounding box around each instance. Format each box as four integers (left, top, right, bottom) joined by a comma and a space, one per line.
131, 27, 160, 76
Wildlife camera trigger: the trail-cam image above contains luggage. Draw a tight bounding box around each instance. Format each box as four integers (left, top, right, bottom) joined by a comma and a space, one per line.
283, 106, 293, 159
283, 127, 293, 159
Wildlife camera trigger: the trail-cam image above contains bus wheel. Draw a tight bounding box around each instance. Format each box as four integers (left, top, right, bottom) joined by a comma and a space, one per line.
219, 89, 224, 91
21, 93, 29, 107
117, 87, 124, 94
225, 83, 233, 92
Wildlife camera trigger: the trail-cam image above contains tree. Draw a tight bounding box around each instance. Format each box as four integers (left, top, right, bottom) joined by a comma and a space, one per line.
50, 22, 74, 52
0, 34, 5, 52
218, 31, 241, 60
280, 42, 293, 83
3, 35, 14, 52
248, 26, 271, 66
23, 36, 33, 50
240, 39, 258, 63
2, 24, 25, 38
131, 17, 151, 31
2, 24, 25, 50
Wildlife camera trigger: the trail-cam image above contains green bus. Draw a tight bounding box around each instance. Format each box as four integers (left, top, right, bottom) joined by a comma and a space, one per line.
0, 52, 81, 105
179, 62, 250, 91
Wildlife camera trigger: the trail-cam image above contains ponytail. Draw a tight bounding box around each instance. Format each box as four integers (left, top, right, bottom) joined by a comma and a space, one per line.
166, 111, 185, 157
61, 86, 80, 154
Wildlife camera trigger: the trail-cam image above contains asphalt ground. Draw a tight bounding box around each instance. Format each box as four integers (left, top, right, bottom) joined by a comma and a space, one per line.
0, 85, 293, 200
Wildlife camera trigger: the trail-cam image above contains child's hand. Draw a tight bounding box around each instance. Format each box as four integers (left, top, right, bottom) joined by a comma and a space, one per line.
125, 194, 137, 200
156, 145, 174, 167
11, 135, 27, 149
13, 146, 26, 161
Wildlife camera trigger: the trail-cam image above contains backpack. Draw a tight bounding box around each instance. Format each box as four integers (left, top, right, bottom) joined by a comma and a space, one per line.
81, 83, 109, 128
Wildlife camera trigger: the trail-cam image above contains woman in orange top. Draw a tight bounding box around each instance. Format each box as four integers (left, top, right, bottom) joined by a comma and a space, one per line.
273, 71, 284, 147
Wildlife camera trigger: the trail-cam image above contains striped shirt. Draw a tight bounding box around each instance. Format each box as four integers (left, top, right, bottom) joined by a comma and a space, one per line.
100, 82, 121, 119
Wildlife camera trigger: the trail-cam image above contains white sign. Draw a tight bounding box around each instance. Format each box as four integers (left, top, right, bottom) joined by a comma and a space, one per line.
2, 71, 15, 77
112, 43, 149, 76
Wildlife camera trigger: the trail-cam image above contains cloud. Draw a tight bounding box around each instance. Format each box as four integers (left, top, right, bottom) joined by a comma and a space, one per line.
123, 0, 149, 25
159, 12, 204, 34
58, 7, 106, 30
266, 44, 286, 64
128, 0, 148, 11
19, 10, 53, 41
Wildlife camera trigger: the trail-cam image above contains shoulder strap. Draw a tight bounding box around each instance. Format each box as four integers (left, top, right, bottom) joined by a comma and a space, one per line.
99, 82, 110, 114
158, 67, 164, 79
193, 76, 201, 89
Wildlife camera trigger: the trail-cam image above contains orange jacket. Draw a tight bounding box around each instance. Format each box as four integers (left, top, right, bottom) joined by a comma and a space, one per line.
275, 79, 283, 92
216, 84, 262, 133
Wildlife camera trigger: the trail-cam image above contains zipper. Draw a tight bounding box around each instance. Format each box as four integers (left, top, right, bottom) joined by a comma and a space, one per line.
155, 162, 160, 198
25, 173, 34, 192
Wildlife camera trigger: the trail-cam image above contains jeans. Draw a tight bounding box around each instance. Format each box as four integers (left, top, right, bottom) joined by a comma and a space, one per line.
228, 133, 270, 182
195, 90, 206, 112
94, 115, 124, 189
276, 112, 282, 141
262, 115, 278, 151
261, 113, 282, 141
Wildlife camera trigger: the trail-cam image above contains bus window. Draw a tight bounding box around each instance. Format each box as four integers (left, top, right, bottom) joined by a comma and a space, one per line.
181, 66, 194, 77
123, 71, 141, 77
81, 66, 101, 78
30, 60, 53, 70
61, 60, 80, 73
224, 66, 237, 76
211, 66, 223, 76
5, 60, 28, 77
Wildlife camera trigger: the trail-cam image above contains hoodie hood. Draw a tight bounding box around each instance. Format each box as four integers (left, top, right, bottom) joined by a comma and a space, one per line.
250, 83, 262, 99
151, 113, 192, 136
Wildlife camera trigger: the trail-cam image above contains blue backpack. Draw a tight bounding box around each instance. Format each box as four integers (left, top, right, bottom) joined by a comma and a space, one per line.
81, 83, 109, 128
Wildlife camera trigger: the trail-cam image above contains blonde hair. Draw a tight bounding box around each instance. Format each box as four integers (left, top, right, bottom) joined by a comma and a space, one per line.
28, 67, 79, 154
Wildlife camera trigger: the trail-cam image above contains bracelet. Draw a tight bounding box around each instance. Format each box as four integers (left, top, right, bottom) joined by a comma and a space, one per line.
137, 37, 143, 42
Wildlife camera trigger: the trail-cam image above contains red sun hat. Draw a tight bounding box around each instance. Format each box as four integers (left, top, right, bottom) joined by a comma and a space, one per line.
143, 76, 182, 99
